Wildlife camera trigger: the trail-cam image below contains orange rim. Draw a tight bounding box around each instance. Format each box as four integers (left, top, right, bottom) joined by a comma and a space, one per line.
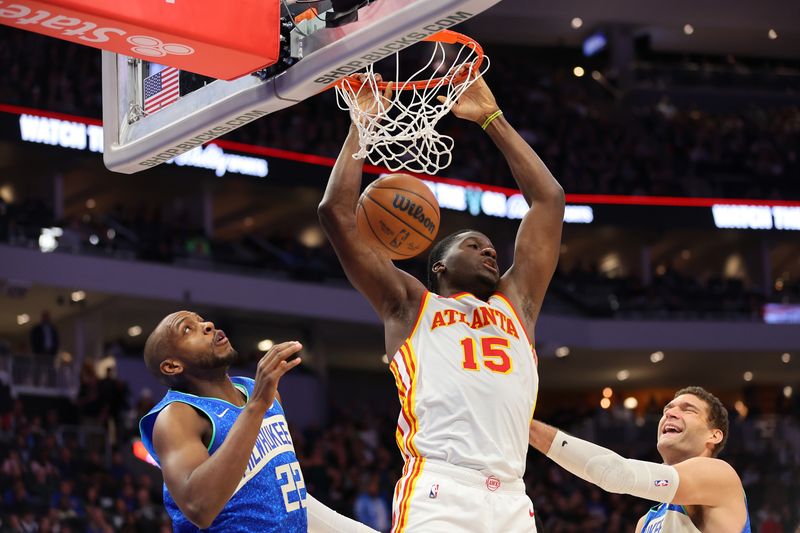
332, 30, 484, 91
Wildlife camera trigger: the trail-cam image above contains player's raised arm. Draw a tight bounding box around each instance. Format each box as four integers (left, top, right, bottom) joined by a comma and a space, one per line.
318, 76, 425, 329
447, 75, 565, 338
528, 419, 743, 508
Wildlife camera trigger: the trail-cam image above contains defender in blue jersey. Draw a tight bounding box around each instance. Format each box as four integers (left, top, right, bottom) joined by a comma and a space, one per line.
529, 386, 750, 532
139, 310, 377, 532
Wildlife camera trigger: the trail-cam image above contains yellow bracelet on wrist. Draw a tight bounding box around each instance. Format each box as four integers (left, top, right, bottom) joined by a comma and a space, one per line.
481, 109, 503, 130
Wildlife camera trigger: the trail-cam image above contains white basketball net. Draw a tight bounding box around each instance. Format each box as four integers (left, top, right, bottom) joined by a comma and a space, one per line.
335, 37, 489, 175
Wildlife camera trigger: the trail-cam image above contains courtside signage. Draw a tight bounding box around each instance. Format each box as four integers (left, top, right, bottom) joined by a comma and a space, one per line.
421, 179, 594, 224
17, 113, 268, 178
711, 204, 800, 231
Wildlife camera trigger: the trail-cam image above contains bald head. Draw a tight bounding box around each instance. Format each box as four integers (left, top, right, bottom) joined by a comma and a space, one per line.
143, 311, 183, 380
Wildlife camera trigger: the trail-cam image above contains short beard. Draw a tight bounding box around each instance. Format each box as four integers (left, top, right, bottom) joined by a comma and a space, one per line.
197, 348, 239, 370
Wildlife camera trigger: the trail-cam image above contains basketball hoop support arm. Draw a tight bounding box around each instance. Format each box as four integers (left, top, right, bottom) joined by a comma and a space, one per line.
102, 0, 502, 174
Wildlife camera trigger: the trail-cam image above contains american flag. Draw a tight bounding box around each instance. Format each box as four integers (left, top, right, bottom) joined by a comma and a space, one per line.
143, 66, 180, 115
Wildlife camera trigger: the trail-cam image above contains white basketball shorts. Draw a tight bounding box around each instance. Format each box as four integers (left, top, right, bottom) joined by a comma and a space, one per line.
391, 458, 538, 532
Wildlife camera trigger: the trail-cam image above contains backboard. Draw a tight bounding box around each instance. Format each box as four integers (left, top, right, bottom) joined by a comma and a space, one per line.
102, 0, 503, 174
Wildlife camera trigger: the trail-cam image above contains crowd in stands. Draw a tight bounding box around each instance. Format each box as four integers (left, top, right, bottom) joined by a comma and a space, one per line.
4, 192, 798, 320
1, 27, 799, 200
2, 362, 799, 531
552, 262, 767, 319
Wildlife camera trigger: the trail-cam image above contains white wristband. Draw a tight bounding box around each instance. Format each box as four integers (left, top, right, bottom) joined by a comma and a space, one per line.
306, 494, 379, 533
546, 430, 680, 503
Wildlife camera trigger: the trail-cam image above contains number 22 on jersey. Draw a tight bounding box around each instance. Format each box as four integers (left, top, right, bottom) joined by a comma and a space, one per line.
460, 336, 512, 373
275, 461, 306, 512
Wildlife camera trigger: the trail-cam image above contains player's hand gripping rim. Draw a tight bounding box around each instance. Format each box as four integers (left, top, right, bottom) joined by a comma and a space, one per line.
350, 73, 393, 128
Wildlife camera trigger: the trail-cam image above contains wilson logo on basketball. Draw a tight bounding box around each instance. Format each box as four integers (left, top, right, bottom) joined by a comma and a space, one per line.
392, 194, 436, 235
355, 173, 440, 260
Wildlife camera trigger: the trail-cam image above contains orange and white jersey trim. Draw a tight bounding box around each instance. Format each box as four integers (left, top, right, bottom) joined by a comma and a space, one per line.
390, 290, 539, 481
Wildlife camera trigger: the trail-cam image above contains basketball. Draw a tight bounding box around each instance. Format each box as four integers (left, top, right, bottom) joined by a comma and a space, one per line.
356, 173, 441, 260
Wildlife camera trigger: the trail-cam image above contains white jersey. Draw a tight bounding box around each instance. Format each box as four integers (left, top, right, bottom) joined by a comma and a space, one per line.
389, 291, 538, 481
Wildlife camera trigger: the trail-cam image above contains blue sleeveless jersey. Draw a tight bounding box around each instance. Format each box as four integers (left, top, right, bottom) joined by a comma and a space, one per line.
139, 377, 307, 532
641, 501, 751, 533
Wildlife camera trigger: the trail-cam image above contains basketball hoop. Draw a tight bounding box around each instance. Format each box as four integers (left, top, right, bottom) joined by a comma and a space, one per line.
333, 30, 488, 175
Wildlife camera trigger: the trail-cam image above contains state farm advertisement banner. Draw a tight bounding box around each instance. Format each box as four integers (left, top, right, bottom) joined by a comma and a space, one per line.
0, 0, 279, 79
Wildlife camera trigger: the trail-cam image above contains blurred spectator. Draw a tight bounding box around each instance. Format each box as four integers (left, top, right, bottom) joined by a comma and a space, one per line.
98, 367, 130, 443
353, 473, 391, 532
30, 310, 59, 356
76, 362, 103, 424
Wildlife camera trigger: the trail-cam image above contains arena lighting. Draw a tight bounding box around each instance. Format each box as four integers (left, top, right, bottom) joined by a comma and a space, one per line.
38, 227, 62, 253
70, 290, 86, 303
381, 354, 389, 364
602, 387, 613, 398
650, 351, 664, 363
743, 371, 753, 382
785, 386, 793, 399
623, 397, 638, 410
555, 346, 570, 358
616, 369, 630, 381
258, 339, 274, 352
85, 198, 96, 209
573, 66, 585, 77
683, 24, 694, 35
600, 398, 611, 409
782, 353, 791, 363
128, 325, 143, 337
768, 29, 778, 40
0, 184, 15, 203
16, 313, 30, 325
570, 17, 583, 29
298, 226, 325, 248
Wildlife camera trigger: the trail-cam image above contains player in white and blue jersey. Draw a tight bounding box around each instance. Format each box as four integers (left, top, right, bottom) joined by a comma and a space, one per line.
529, 386, 751, 532
139, 310, 378, 532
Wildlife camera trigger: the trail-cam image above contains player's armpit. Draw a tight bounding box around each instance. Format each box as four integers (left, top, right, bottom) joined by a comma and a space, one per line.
635, 515, 646, 533
670, 456, 743, 507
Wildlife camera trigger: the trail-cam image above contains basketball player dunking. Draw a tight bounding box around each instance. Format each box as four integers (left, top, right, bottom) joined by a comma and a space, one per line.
529, 386, 751, 532
139, 311, 378, 532
319, 73, 565, 532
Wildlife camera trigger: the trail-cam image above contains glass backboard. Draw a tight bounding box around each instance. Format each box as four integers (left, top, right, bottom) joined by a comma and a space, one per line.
102, 0, 502, 174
